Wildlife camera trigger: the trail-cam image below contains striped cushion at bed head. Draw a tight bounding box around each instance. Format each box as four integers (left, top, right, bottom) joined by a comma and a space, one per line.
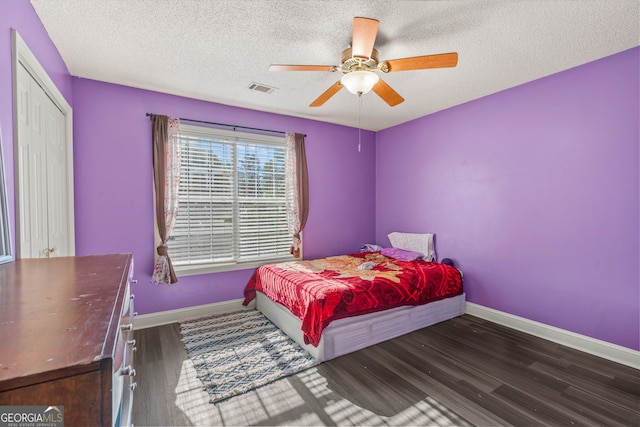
387, 232, 436, 262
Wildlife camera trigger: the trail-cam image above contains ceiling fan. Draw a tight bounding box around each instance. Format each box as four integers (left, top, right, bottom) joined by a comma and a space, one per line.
269, 17, 458, 107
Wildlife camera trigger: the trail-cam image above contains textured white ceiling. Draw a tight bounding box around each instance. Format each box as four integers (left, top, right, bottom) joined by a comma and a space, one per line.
31, 0, 639, 131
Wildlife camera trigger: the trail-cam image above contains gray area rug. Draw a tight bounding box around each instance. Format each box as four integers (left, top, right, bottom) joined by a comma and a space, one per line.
179, 309, 319, 403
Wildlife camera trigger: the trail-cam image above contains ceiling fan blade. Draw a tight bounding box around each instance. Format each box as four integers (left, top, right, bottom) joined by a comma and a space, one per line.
382, 52, 458, 72
310, 81, 344, 107
269, 64, 336, 72
372, 78, 404, 107
351, 17, 379, 59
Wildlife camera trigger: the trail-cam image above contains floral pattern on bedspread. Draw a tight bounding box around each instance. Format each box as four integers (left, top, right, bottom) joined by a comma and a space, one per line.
242, 252, 463, 347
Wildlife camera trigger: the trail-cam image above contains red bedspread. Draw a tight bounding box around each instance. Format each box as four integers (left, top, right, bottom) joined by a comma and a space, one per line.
243, 252, 463, 346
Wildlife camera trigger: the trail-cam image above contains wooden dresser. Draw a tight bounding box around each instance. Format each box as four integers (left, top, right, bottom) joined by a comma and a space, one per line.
0, 254, 136, 426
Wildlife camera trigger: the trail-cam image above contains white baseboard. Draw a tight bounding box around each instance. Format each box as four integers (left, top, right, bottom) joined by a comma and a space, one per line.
134, 299, 638, 369
466, 302, 639, 370
134, 298, 253, 330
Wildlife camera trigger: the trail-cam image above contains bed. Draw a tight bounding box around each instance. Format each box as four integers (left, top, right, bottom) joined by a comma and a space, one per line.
243, 233, 465, 361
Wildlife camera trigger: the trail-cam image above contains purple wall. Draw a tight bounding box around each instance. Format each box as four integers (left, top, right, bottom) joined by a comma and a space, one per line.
376, 47, 640, 351
0, 1, 73, 252
72, 78, 376, 315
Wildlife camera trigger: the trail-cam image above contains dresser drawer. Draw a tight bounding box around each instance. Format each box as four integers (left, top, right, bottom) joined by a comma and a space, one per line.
113, 270, 137, 426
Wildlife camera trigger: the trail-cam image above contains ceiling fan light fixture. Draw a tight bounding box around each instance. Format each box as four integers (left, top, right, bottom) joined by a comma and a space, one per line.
341, 70, 379, 95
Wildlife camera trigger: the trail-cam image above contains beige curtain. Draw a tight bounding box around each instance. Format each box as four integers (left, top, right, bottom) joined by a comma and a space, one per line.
285, 132, 309, 259
152, 115, 181, 284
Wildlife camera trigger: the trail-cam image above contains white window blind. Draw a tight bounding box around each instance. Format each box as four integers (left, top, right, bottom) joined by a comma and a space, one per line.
169, 124, 292, 271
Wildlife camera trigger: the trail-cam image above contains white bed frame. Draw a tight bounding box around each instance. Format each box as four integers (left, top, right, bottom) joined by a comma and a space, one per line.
256, 292, 466, 362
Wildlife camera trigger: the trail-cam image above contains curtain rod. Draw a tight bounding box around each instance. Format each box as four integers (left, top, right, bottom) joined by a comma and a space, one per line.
146, 113, 306, 137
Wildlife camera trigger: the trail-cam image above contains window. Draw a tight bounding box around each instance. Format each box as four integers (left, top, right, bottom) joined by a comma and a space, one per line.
169, 124, 293, 273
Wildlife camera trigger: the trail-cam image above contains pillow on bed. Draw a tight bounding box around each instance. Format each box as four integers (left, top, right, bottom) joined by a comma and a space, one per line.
359, 243, 384, 253
381, 247, 424, 262
387, 232, 436, 262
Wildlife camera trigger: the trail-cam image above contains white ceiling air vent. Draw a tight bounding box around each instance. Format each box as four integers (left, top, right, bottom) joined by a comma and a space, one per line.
248, 82, 277, 94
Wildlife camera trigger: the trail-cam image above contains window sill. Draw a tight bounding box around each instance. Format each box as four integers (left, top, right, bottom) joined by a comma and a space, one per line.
174, 256, 295, 277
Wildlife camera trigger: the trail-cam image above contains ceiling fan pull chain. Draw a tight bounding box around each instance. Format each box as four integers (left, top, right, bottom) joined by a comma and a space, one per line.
358, 93, 363, 152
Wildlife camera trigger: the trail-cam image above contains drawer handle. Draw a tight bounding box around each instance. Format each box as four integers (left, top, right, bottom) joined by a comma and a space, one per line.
130, 293, 136, 299
127, 339, 138, 352
130, 382, 138, 391
121, 323, 133, 331
131, 279, 138, 284
120, 366, 136, 377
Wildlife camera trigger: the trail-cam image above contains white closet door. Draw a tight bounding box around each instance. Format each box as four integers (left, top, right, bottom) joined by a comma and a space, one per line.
17, 63, 48, 258
16, 63, 72, 258
44, 88, 70, 257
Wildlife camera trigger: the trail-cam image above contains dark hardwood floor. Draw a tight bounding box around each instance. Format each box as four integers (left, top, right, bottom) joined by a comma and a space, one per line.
131, 314, 639, 426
